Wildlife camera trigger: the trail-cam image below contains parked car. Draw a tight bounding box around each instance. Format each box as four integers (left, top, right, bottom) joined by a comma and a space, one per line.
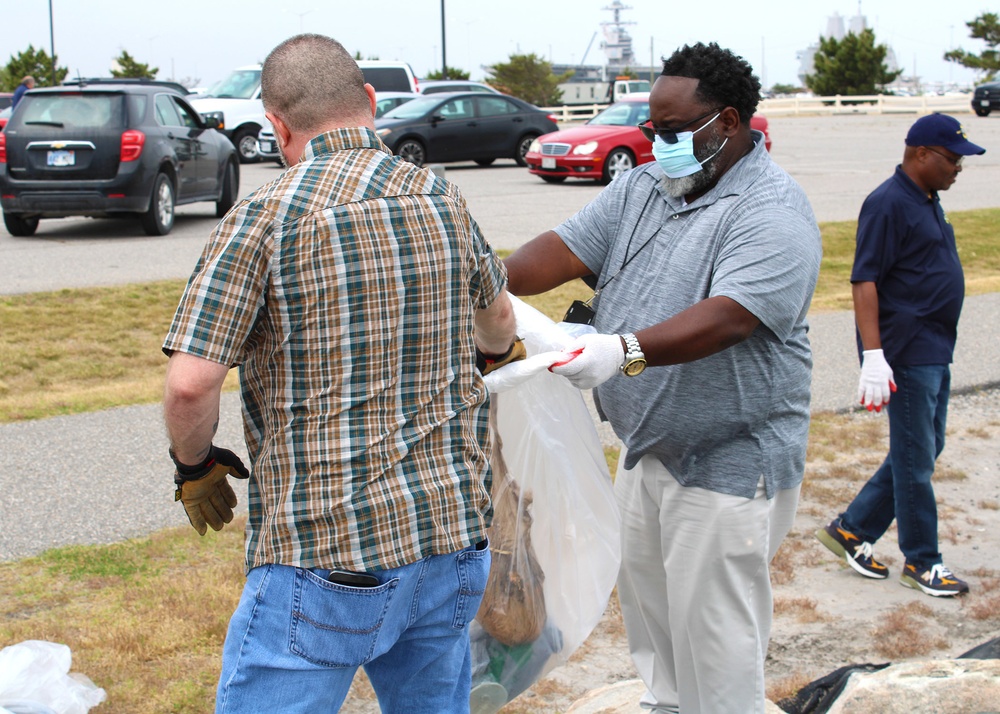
0, 107, 10, 132
972, 81, 1000, 116
375, 91, 420, 117
61, 77, 192, 95
0, 93, 13, 111
256, 120, 280, 164
256, 91, 422, 164
189, 65, 265, 164
525, 93, 771, 184
375, 92, 559, 167
418, 80, 499, 95
0, 83, 239, 237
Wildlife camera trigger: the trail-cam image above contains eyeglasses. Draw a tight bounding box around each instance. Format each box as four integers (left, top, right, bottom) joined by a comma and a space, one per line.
637, 108, 725, 144
924, 147, 964, 167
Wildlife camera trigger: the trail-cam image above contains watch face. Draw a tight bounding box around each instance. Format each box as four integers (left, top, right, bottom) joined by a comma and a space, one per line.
623, 358, 647, 376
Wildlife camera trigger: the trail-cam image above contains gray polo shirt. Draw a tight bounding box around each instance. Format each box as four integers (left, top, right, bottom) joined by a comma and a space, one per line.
557, 133, 821, 498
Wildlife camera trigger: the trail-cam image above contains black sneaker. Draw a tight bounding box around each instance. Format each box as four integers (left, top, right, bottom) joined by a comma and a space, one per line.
815, 518, 889, 579
900, 562, 970, 597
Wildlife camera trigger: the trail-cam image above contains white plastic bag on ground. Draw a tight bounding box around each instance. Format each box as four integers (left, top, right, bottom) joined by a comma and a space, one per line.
471, 296, 621, 713
0, 641, 106, 714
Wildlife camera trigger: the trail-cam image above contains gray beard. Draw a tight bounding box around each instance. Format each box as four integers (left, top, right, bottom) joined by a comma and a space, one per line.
659, 129, 725, 198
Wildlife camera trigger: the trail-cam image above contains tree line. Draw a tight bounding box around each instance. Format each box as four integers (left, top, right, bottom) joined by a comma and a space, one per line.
3, 14, 997, 103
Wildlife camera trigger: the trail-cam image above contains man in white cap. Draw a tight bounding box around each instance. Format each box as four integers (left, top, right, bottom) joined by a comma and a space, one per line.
817, 113, 986, 597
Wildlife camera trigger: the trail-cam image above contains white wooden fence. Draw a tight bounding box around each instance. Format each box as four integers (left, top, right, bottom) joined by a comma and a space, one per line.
542, 94, 974, 124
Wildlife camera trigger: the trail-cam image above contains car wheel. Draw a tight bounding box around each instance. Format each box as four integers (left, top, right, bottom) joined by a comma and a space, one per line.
974, 106, 990, 117
215, 161, 238, 218
602, 148, 635, 184
3, 212, 40, 237
396, 139, 426, 167
232, 127, 261, 164
514, 134, 538, 167
140, 173, 176, 236
475, 158, 496, 167
540, 175, 567, 184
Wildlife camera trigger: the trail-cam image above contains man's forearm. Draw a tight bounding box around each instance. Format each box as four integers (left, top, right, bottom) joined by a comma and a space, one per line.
852, 281, 882, 350
163, 353, 230, 464
475, 289, 517, 356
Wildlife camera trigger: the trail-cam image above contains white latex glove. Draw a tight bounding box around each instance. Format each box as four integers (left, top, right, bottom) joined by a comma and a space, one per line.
857, 348, 896, 412
548, 333, 625, 389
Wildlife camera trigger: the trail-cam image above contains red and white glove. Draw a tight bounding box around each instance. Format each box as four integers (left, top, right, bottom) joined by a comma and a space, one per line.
857, 349, 896, 412
549, 333, 625, 389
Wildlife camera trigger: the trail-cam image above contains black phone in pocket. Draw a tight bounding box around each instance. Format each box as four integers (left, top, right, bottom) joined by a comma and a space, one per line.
563, 299, 596, 325
327, 569, 380, 588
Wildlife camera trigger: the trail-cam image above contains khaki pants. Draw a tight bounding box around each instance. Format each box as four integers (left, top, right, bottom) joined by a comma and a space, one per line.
614, 451, 799, 714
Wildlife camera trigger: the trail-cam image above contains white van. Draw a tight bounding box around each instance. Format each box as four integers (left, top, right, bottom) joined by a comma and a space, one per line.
357, 61, 419, 94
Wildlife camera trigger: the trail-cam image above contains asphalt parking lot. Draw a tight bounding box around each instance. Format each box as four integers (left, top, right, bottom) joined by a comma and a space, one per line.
2, 112, 999, 295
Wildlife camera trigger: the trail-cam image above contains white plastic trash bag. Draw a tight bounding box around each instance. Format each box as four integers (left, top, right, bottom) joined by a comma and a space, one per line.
0, 641, 106, 714
471, 296, 621, 712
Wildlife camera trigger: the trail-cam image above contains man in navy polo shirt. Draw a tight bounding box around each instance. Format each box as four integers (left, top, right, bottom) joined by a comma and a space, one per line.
817, 113, 985, 598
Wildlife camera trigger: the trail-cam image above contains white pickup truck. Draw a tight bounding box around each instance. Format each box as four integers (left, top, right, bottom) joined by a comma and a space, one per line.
190, 65, 265, 164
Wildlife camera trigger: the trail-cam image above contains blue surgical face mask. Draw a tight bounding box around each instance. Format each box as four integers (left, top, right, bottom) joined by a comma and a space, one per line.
651, 112, 727, 178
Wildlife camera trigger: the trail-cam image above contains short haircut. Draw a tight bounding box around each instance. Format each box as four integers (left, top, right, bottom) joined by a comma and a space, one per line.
261, 34, 370, 134
660, 42, 761, 124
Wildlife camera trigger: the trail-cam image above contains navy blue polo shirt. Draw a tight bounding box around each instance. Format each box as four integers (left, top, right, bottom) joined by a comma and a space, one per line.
851, 166, 964, 366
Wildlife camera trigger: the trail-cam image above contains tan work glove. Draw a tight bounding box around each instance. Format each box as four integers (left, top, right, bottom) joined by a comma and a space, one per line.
170, 445, 250, 535
477, 338, 527, 376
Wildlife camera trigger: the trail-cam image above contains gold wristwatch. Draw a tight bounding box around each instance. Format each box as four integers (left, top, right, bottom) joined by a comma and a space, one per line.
621, 332, 647, 377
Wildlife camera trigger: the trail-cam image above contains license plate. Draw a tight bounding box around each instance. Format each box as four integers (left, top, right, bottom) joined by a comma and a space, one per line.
542, 157, 556, 169
258, 141, 273, 152
47, 150, 75, 167
981, 100, 990, 107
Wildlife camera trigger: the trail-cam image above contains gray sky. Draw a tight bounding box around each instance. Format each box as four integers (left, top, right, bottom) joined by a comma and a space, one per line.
0, 0, 990, 90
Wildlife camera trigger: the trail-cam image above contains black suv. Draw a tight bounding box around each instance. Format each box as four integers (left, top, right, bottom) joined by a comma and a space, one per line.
0, 82, 239, 236
972, 81, 1000, 117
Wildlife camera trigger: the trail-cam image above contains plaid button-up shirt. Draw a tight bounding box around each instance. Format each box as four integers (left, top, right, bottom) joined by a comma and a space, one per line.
164, 128, 507, 572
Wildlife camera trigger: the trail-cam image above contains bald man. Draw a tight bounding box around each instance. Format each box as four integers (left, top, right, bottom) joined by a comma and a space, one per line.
163, 34, 516, 713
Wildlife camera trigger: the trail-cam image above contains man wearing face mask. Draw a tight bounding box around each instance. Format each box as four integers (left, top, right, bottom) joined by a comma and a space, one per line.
504, 42, 821, 713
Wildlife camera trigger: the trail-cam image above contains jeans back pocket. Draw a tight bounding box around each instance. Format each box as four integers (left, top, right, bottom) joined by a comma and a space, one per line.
290, 569, 398, 668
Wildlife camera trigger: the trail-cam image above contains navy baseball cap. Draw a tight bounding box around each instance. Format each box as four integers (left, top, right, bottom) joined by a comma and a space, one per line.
905, 113, 985, 155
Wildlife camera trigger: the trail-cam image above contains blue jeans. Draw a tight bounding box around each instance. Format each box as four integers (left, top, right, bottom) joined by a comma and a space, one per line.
215, 542, 491, 714
841, 364, 949, 568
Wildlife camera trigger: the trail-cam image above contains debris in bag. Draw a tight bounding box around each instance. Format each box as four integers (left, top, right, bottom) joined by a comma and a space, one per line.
0, 641, 106, 714
471, 296, 621, 713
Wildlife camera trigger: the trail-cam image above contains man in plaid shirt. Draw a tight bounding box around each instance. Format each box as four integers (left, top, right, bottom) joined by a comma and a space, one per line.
162, 34, 518, 713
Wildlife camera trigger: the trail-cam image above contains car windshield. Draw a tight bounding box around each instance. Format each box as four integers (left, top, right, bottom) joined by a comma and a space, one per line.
588, 100, 649, 127
204, 69, 261, 99
381, 96, 443, 120
15, 93, 124, 129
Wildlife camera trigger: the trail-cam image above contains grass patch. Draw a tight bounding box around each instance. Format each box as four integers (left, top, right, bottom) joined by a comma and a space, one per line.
871, 602, 948, 659
0, 522, 246, 714
2, 209, 999, 424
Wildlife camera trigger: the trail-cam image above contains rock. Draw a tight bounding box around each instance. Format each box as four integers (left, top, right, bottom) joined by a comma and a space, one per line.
565, 678, 785, 713
826, 659, 1000, 714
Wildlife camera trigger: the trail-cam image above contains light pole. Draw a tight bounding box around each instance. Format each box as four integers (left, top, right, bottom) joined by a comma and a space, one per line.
440, 0, 448, 79
48, 0, 56, 85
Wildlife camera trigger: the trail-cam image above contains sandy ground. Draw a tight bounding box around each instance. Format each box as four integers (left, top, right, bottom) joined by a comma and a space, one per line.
337, 385, 1000, 712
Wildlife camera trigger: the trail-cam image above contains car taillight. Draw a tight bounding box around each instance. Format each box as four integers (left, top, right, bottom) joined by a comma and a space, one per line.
0, 132, 5, 164
120, 129, 145, 162
547, 113, 559, 123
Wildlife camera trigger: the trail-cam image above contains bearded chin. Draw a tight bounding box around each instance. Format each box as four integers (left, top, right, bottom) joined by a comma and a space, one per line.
659, 131, 724, 198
